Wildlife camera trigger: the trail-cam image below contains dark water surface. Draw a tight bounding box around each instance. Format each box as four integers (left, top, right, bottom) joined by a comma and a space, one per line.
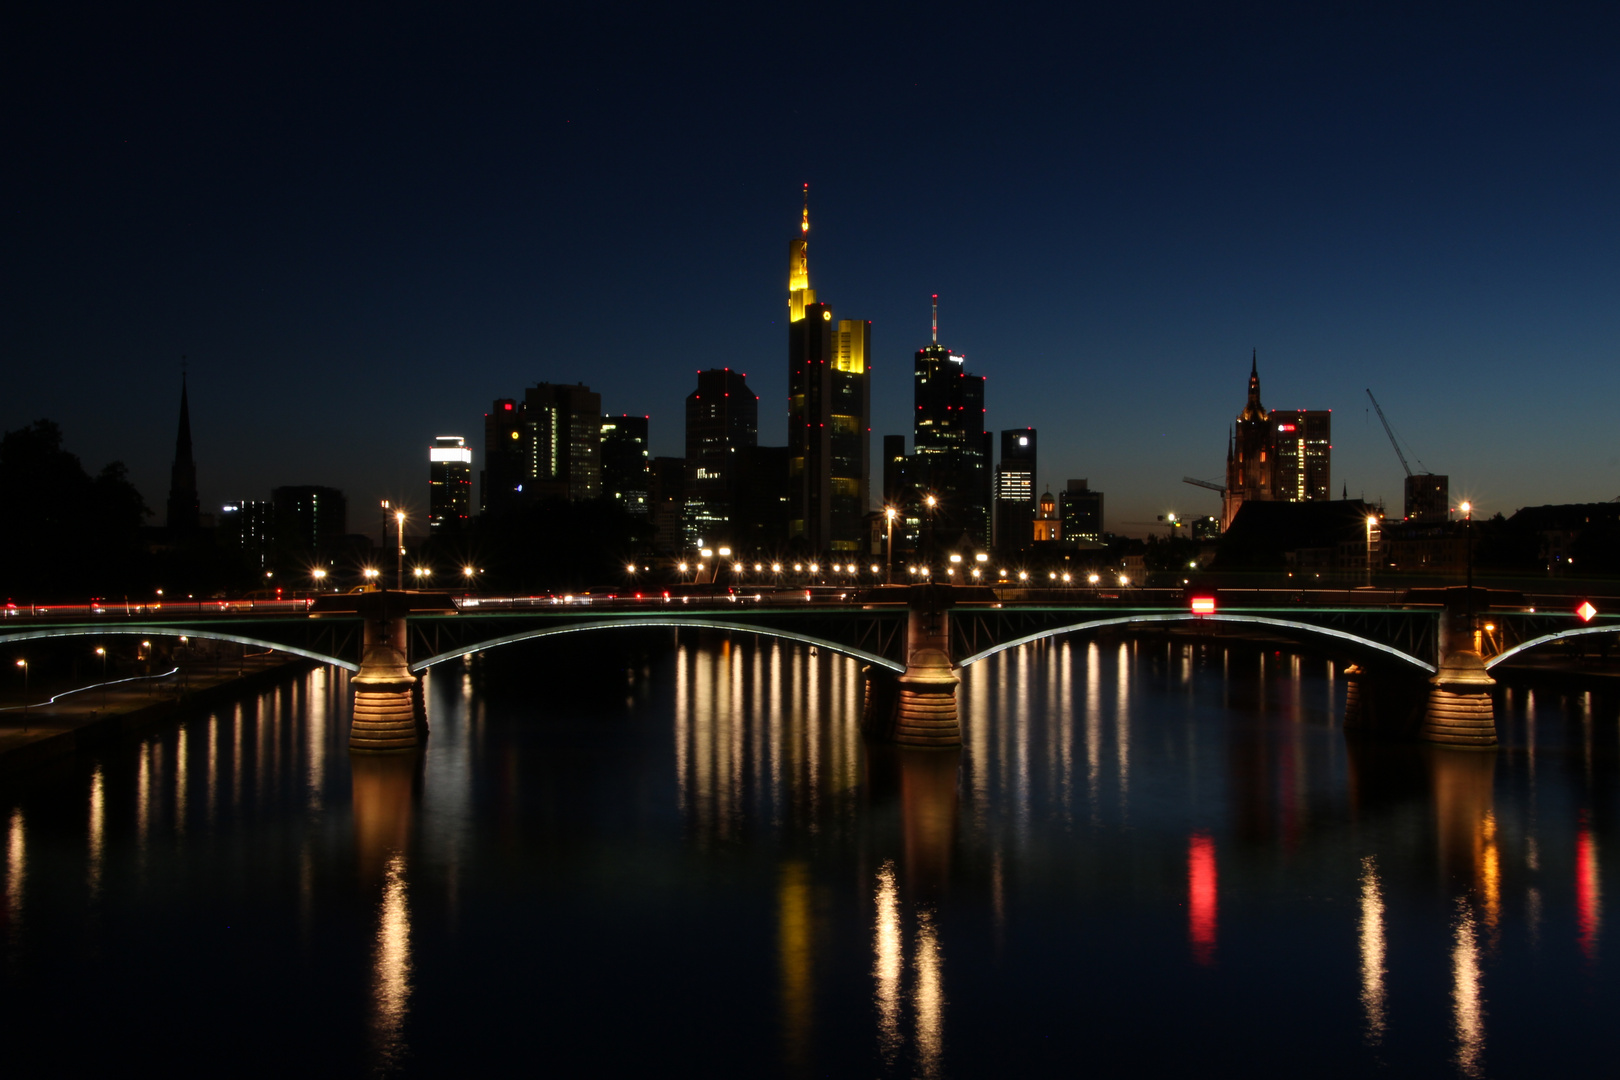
1, 631, 1615, 1076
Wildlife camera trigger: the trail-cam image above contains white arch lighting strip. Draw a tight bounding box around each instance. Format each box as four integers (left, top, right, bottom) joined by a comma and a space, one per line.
954, 612, 1437, 672
0, 626, 358, 672
409, 617, 904, 673
1486, 624, 1619, 669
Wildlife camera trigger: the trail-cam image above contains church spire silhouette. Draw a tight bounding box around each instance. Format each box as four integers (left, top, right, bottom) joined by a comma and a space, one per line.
166, 367, 199, 530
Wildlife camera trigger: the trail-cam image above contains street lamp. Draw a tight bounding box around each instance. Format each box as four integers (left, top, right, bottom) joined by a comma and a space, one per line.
95, 646, 107, 708
16, 658, 28, 729
1365, 515, 1379, 588
924, 494, 938, 571
884, 506, 898, 584
312, 567, 327, 593
394, 510, 407, 589
1460, 500, 1475, 635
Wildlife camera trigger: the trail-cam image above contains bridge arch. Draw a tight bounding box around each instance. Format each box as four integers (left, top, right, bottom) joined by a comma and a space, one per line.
0, 626, 358, 672
1485, 625, 1619, 669
409, 617, 906, 674
955, 612, 1437, 673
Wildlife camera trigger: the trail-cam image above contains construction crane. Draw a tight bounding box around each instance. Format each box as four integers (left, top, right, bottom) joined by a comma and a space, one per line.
1182, 476, 1225, 495
1366, 388, 1449, 522
1365, 388, 1429, 477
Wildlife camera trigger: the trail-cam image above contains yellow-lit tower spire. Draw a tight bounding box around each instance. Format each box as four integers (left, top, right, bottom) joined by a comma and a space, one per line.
788, 182, 815, 322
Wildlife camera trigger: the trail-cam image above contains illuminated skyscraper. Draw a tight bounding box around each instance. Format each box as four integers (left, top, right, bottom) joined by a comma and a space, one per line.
684, 369, 757, 547
912, 297, 990, 548
1269, 409, 1332, 503
786, 186, 870, 553
994, 428, 1036, 551
428, 436, 473, 530
601, 415, 651, 517
481, 384, 603, 514
1059, 479, 1104, 543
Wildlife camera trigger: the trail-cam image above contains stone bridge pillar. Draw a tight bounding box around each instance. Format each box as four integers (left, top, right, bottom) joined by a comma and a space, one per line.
350, 592, 424, 752
1421, 589, 1497, 748
865, 583, 961, 747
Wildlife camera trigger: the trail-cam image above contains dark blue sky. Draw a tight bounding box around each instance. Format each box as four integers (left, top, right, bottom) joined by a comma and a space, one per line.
6, 1, 1618, 537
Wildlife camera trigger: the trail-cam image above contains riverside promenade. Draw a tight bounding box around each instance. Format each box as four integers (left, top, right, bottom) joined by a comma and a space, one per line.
0, 653, 309, 776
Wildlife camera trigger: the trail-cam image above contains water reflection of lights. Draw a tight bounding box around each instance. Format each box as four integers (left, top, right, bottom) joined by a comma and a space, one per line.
913, 908, 945, 1078
1478, 812, 1500, 936
1451, 900, 1485, 1078
88, 768, 104, 898
371, 853, 412, 1067
1358, 856, 1386, 1045
1188, 832, 1217, 965
674, 638, 863, 841
874, 861, 902, 1062
778, 860, 813, 1069
6, 809, 24, 935
1577, 826, 1601, 961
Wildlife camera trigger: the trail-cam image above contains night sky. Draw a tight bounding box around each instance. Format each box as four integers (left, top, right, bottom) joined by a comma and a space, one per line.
7, 2, 1619, 539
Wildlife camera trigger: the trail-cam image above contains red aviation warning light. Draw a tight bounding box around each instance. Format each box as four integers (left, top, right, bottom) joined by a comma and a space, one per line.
1191, 596, 1216, 615
1577, 601, 1598, 622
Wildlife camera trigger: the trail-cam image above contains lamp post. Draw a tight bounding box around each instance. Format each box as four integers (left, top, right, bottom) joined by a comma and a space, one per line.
924, 494, 938, 577
1460, 500, 1474, 637
16, 659, 28, 731
395, 510, 407, 589
1365, 515, 1378, 588
885, 506, 897, 584
95, 646, 107, 708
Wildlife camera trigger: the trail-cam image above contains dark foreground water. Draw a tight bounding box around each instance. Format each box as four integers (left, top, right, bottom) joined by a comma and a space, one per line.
1, 631, 1615, 1077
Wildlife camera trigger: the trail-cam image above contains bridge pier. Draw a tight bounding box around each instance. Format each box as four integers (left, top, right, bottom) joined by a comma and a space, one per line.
864, 584, 961, 748
1420, 592, 1497, 749
349, 592, 425, 753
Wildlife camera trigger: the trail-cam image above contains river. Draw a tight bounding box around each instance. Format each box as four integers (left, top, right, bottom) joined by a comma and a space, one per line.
1, 630, 1614, 1076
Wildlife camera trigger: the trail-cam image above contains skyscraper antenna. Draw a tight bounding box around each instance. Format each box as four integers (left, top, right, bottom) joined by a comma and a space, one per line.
801, 183, 809, 235
931, 295, 938, 344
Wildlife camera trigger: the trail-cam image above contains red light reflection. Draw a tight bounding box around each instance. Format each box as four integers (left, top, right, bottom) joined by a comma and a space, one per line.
1189, 832, 1218, 965
1577, 826, 1601, 961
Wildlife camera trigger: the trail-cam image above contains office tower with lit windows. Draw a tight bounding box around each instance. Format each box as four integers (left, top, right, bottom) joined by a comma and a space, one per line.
912, 296, 990, 548
785, 187, 870, 553
1269, 409, 1332, 503
684, 369, 758, 547
482, 398, 525, 514
522, 383, 602, 501
220, 499, 274, 570
601, 415, 651, 517
481, 384, 603, 515
428, 436, 473, 530
994, 428, 1036, 551
1059, 479, 1104, 543
271, 485, 347, 563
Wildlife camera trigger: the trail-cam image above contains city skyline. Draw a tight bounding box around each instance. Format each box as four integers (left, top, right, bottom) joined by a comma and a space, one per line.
7, 4, 1619, 536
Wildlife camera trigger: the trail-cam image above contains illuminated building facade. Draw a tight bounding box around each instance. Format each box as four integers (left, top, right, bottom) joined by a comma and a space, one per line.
601, 415, 650, 517
1059, 479, 1104, 543
684, 369, 758, 547
428, 436, 472, 530
166, 374, 199, 531
912, 297, 990, 548
481, 384, 603, 514
786, 188, 870, 553
1270, 409, 1332, 503
482, 398, 525, 514
271, 485, 347, 562
994, 428, 1036, 551
1222, 353, 1331, 529
220, 499, 273, 570
1032, 488, 1060, 542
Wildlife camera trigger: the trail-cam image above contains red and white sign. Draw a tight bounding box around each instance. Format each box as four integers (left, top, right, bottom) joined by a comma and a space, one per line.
1191, 596, 1217, 615
1576, 601, 1597, 622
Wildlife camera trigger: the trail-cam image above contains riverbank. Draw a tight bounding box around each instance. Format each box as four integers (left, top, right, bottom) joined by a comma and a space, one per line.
0, 653, 317, 776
